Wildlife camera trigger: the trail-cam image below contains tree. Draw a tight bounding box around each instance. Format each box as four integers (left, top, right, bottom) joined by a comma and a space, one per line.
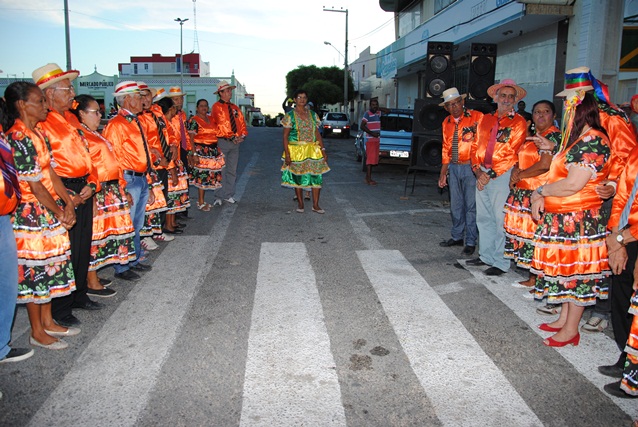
285, 65, 353, 109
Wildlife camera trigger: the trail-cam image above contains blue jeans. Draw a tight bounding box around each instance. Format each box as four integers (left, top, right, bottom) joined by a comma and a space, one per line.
448, 163, 477, 246
114, 174, 149, 273
0, 215, 18, 359
476, 168, 512, 272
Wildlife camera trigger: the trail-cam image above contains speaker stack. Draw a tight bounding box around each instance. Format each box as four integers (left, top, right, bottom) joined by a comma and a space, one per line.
468, 43, 497, 101
425, 41, 454, 98
411, 98, 448, 167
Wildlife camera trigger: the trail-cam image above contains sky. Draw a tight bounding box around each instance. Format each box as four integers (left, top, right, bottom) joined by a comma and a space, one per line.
0, 0, 396, 116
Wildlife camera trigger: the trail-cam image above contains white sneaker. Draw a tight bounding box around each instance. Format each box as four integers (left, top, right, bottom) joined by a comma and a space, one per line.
213, 199, 222, 206
141, 237, 159, 251
224, 197, 237, 204
153, 233, 174, 242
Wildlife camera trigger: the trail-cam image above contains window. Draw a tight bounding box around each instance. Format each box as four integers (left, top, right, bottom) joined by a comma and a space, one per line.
144, 64, 148, 70
134, 64, 138, 74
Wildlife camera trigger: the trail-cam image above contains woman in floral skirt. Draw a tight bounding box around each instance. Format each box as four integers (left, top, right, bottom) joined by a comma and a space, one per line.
2, 81, 78, 350
71, 94, 135, 298
530, 88, 611, 347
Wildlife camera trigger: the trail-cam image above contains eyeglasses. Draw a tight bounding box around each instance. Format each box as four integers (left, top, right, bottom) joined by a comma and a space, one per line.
54, 86, 75, 92
446, 99, 463, 108
296, 96, 308, 100
85, 109, 101, 116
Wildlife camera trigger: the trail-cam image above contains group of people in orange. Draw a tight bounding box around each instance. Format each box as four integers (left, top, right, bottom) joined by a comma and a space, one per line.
437, 66, 638, 401
0, 63, 247, 372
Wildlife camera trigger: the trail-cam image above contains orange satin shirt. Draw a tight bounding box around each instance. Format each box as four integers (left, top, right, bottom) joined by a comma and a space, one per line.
84, 127, 126, 189
38, 110, 98, 189
599, 104, 638, 182
515, 126, 560, 190
471, 110, 527, 178
0, 133, 18, 215
190, 115, 218, 145
608, 145, 638, 238
211, 101, 247, 139
543, 129, 611, 213
441, 109, 483, 165
102, 110, 151, 174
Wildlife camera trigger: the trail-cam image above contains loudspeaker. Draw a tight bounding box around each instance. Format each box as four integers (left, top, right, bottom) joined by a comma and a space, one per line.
413, 98, 447, 134
468, 43, 497, 100
425, 41, 454, 97
411, 98, 447, 167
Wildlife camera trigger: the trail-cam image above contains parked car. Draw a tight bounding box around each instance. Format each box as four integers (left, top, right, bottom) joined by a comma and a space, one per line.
354, 109, 413, 171
321, 112, 350, 138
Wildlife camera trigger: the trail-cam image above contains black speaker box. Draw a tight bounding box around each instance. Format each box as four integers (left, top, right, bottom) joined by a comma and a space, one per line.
468, 43, 497, 101
413, 98, 447, 134
465, 99, 496, 115
425, 41, 454, 97
410, 134, 443, 167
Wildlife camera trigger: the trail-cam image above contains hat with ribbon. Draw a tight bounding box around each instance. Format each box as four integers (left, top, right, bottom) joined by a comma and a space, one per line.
153, 88, 167, 103
32, 63, 79, 90
113, 81, 141, 97
556, 66, 612, 105
631, 94, 638, 114
214, 80, 236, 95
167, 86, 184, 97
487, 78, 527, 101
439, 87, 467, 106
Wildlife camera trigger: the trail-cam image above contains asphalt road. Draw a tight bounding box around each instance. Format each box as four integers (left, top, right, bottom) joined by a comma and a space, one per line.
1, 127, 635, 426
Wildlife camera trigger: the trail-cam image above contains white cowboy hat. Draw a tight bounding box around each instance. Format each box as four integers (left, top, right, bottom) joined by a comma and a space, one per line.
214, 80, 236, 94
166, 86, 184, 97
113, 81, 141, 97
439, 88, 467, 106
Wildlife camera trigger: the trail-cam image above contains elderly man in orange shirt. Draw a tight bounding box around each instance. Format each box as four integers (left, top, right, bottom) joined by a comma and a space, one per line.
103, 81, 155, 281
468, 79, 528, 276
211, 81, 247, 206
438, 88, 483, 256
33, 63, 102, 327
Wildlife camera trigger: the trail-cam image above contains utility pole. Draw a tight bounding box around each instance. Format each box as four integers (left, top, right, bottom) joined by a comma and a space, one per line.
175, 18, 189, 93
323, 7, 348, 114
64, 0, 72, 71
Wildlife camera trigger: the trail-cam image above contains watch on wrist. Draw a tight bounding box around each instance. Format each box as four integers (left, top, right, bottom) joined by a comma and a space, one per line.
536, 185, 544, 196
616, 232, 626, 246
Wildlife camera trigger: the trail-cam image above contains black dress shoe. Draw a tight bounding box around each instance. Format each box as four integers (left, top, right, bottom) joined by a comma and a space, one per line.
130, 262, 153, 272
439, 238, 464, 247
98, 277, 113, 287
603, 381, 637, 398
598, 363, 624, 379
114, 269, 141, 281
466, 258, 487, 266
55, 314, 81, 327
72, 299, 104, 310
162, 228, 183, 234
462, 245, 476, 256
484, 266, 506, 276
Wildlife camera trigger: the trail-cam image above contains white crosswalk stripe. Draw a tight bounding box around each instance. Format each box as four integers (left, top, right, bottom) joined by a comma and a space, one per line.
241, 242, 346, 426
358, 249, 543, 426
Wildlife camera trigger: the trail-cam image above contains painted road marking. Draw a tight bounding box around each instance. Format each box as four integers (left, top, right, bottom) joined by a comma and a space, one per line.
240, 242, 346, 426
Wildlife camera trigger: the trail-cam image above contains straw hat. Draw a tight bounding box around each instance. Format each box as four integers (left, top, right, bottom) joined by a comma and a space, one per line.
556, 66, 595, 97
487, 78, 527, 101
113, 81, 140, 97
32, 63, 79, 89
167, 86, 184, 97
439, 88, 467, 106
153, 88, 167, 103
214, 80, 236, 94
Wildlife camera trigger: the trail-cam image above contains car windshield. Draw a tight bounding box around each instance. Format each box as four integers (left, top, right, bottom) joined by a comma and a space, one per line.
381, 115, 413, 132
327, 113, 347, 121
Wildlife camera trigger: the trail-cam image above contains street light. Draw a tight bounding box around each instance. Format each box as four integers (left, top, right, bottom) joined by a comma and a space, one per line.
174, 18, 189, 93
324, 41, 343, 60
323, 7, 348, 114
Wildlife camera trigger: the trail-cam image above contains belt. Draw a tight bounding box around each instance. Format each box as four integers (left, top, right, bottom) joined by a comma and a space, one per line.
61, 174, 88, 184
123, 170, 146, 177
102, 179, 119, 185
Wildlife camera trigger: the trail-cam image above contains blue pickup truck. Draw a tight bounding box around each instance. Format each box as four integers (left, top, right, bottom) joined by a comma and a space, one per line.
354, 109, 413, 171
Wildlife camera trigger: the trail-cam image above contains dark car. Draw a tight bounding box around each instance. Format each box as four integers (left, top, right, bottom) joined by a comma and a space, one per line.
355, 109, 413, 171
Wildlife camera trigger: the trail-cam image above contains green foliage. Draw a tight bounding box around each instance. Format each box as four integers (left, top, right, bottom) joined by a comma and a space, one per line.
285, 65, 354, 109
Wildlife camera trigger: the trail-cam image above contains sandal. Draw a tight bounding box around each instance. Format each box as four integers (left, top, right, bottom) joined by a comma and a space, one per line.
197, 202, 211, 212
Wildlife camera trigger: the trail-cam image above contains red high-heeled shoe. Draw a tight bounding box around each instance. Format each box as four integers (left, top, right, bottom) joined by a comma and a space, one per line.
544, 333, 580, 347
538, 323, 561, 332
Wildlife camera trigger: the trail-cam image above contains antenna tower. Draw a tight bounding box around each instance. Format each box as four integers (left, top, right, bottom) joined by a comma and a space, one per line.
192, 0, 200, 53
